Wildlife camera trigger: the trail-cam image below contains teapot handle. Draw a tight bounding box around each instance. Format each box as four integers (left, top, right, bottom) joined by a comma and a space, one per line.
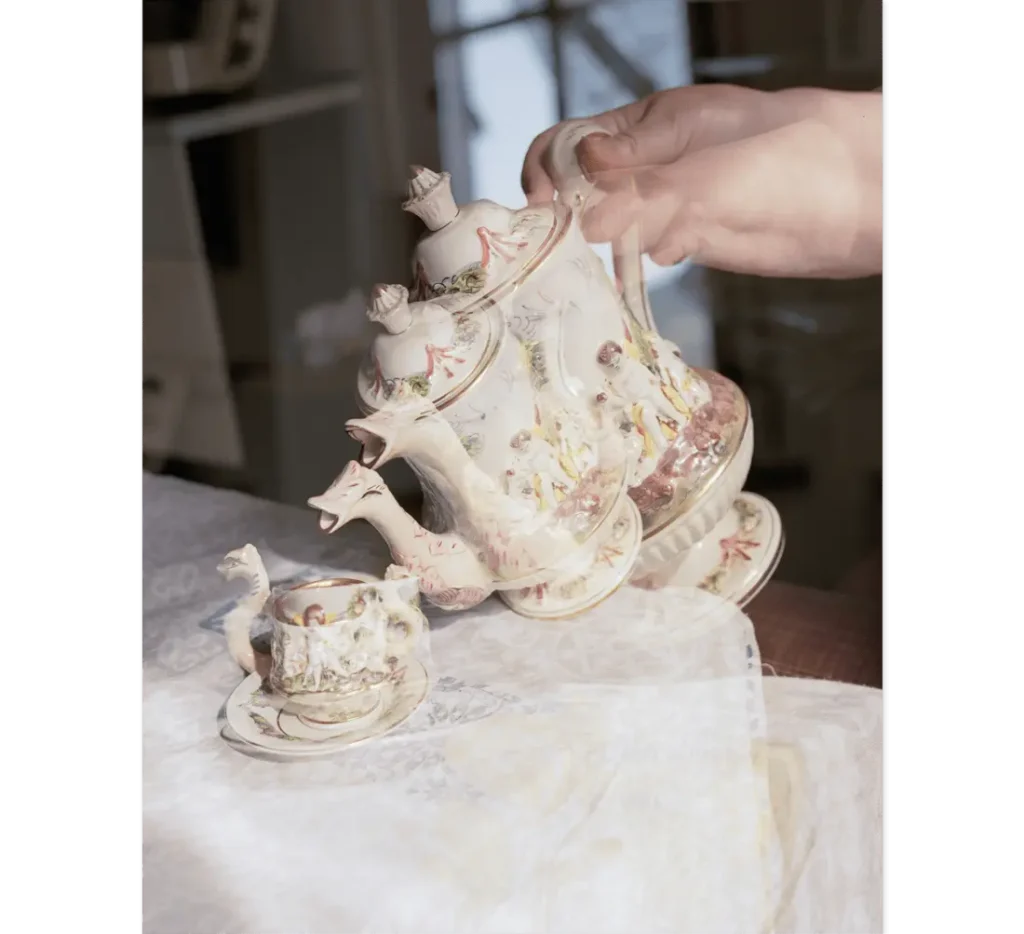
548, 120, 657, 334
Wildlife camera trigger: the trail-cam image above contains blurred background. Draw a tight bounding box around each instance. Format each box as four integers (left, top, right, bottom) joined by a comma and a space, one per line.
143, 0, 881, 593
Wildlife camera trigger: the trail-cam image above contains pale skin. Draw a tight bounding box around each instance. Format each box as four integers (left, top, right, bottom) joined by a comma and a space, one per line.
522, 85, 882, 279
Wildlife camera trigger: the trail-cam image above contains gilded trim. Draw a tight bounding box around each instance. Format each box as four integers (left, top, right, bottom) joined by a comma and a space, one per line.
280, 577, 366, 591
270, 576, 372, 625
736, 528, 786, 610
641, 372, 751, 539
359, 203, 575, 416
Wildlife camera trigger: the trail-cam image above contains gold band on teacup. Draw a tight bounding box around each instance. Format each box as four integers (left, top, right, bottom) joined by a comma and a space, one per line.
271, 577, 369, 627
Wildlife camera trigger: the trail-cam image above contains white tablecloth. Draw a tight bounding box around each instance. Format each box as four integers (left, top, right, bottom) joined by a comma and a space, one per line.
143, 474, 882, 934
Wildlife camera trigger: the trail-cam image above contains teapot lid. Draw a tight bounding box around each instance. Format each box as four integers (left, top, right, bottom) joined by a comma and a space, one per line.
356, 283, 504, 413
403, 166, 571, 304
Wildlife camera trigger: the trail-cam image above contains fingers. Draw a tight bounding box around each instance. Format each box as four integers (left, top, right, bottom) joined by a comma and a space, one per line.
521, 123, 645, 204
581, 188, 643, 244
577, 163, 694, 268
576, 123, 681, 177
521, 124, 563, 205
637, 165, 698, 266
520, 98, 651, 203
580, 196, 691, 268
649, 229, 696, 267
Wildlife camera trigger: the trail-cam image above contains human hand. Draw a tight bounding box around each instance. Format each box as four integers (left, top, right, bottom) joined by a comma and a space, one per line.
522, 85, 881, 279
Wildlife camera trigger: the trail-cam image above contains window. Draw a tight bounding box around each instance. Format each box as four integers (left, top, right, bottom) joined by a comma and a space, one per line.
431, 0, 693, 291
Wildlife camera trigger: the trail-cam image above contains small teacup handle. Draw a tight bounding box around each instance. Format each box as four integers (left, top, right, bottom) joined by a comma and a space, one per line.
216, 545, 273, 679
379, 570, 426, 656
384, 606, 423, 658
548, 120, 657, 334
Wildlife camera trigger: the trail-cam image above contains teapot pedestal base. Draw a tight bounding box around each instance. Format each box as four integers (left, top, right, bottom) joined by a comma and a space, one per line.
630, 492, 784, 608
499, 498, 643, 620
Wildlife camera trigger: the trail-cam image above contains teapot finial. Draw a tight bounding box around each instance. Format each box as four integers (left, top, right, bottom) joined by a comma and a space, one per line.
403, 166, 459, 231
368, 284, 413, 335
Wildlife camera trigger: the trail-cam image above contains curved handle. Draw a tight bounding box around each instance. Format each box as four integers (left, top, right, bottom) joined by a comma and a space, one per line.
380, 571, 426, 656
548, 121, 657, 334
386, 603, 426, 657
217, 545, 273, 679
548, 120, 612, 209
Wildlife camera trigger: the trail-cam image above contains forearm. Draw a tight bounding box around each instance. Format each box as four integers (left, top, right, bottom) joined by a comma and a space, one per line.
803, 89, 883, 275
753, 86, 880, 276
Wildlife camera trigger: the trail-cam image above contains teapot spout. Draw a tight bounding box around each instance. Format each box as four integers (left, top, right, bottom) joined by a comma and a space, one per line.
307, 461, 386, 531
345, 400, 441, 469
345, 415, 394, 468
310, 461, 495, 612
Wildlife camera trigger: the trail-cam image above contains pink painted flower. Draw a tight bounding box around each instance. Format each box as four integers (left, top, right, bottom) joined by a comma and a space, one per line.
711, 393, 735, 424
683, 409, 718, 449
519, 582, 549, 602
628, 473, 674, 515
433, 586, 489, 610
428, 537, 466, 557
719, 534, 760, 563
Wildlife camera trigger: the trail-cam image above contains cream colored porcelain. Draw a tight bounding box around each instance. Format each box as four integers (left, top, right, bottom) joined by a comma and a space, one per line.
308, 460, 642, 620
223, 660, 430, 758
308, 121, 783, 617
216, 545, 426, 720
632, 493, 785, 609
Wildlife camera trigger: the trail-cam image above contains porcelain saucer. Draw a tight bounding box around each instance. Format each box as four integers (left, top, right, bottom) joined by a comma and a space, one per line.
277, 695, 385, 742
631, 492, 784, 608
223, 659, 429, 757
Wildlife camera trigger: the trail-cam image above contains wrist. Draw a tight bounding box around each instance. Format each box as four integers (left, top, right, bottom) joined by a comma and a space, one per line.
789, 88, 883, 275
833, 92, 882, 273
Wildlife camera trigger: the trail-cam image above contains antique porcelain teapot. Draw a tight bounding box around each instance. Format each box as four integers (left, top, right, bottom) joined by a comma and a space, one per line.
309, 122, 780, 619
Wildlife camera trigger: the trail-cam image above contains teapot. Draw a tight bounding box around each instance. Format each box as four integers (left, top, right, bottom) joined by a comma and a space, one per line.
311, 121, 771, 618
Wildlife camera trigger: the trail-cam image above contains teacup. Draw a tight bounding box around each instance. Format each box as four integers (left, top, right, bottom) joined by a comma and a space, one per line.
217, 544, 425, 725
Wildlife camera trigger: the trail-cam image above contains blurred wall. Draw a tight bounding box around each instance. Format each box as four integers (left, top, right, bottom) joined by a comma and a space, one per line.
175, 0, 442, 507
689, 0, 882, 589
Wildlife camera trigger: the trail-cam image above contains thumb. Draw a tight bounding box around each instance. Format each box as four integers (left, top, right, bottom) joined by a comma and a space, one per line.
578, 124, 680, 178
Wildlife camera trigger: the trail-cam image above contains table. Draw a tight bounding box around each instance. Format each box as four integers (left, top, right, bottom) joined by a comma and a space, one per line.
143, 72, 365, 471
748, 581, 882, 688
143, 473, 882, 933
